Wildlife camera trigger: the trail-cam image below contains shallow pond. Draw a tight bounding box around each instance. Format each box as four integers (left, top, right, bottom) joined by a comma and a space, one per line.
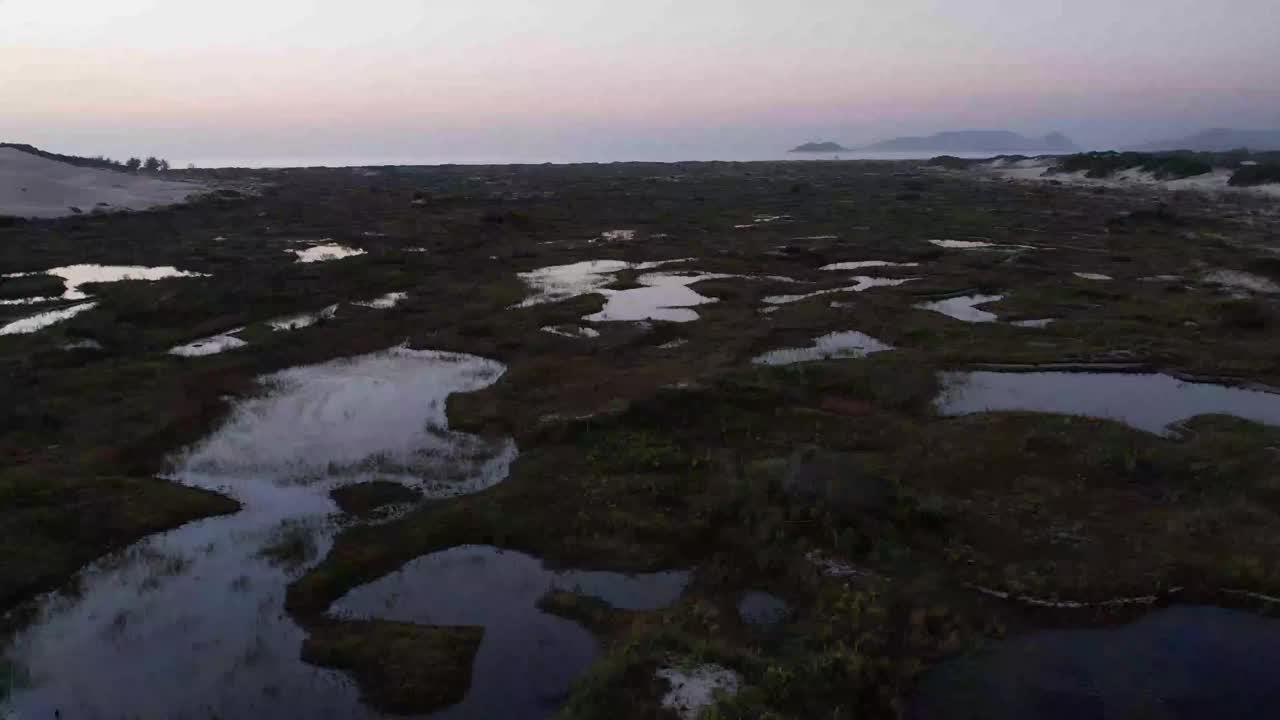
2, 348, 516, 718
1009, 318, 1056, 328
514, 259, 684, 308
515, 262, 782, 323
47, 264, 208, 299
0, 296, 58, 306
170, 295, 399, 356
737, 591, 790, 627
584, 271, 730, 323
354, 291, 409, 309
292, 244, 368, 263
1, 265, 205, 334
916, 295, 1052, 328
269, 304, 340, 331
915, 294, 1003, 323
735, 214, 789, 228
4, 264, 208, 301
331, 545, 689, 719
821, 260, 920, 271
1202, 270, 1280, 294
169, 327, 249, 357
596, 229, 637, 242
937, 371, 1280, 435
912, 606, 1280, 720
928, 239, 997, 249
929, 239, 1035, 251
763, 276, 915, 305
542, 325, 601, 339
0, 301, 97, 336
752, 331, 893, 366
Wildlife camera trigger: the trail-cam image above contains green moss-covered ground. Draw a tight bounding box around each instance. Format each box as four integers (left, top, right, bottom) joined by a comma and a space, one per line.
301, 620, 483, 714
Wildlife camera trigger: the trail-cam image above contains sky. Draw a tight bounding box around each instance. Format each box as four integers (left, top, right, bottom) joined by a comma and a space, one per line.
3, 0, 1279, 165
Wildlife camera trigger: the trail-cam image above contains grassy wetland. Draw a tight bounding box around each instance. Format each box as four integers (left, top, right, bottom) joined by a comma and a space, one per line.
3, 157, 1280, 718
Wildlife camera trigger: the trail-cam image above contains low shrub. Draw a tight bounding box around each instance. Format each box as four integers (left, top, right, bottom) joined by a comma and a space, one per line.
1229, 164, 1280, 187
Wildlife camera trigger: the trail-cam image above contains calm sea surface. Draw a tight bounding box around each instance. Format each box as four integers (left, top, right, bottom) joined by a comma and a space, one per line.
185, 150, 1037, 169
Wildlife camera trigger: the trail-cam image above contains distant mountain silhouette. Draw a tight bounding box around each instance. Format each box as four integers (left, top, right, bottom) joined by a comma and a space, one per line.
1124, 128, 1280, 152
789, 142, 850, 153
861, 131, 1078, 153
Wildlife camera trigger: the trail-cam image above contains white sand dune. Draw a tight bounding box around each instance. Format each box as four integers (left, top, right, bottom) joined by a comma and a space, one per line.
980, 158, 1280, 198
0, 148, 205, 219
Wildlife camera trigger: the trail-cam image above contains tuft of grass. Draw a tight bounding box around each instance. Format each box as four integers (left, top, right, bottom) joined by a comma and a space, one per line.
482, 279, 532, 308
1215, 299, 1273, 331
302, 620, 483, 714
330, 481, 421, 517
584, 429, 693, 473
0, 274, 64, 300
1246, 256, 1280, 281
0, 473, 238, 612
537, 591, 623, 634
258, 522, 320, 570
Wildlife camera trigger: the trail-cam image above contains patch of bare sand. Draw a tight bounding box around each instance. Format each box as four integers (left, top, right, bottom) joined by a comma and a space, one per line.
979, 159, 1280, 198
0, 148, 205, 219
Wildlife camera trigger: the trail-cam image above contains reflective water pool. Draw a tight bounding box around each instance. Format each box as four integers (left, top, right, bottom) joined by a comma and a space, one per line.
912, 606, 1280, 720
331, 545, 689, 719
936, 371, 1280, 435
0, 301, 97, 336
752, 331, 893, 366
2, 348, 514, 718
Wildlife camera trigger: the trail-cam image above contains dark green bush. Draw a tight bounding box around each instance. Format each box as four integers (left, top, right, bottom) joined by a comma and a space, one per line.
1054, 152, 1212, 179
0, 273, 63, 299
925, 155, 973, 170
1229, 164, 1280, 187
1055, 152, 1140, 178
1216, 299, 1273, 330
1140, 155, 1212, 180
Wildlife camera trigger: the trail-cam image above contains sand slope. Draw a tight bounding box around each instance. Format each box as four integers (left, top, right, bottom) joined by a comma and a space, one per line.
0, 147, 205, 218
982, 158, 1280, 198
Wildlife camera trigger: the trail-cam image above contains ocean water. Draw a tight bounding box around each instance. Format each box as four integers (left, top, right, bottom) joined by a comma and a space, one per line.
185, 150, 1016, 169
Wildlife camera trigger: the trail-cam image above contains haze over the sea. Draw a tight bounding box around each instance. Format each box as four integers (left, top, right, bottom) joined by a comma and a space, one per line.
3, 0, 1278, 166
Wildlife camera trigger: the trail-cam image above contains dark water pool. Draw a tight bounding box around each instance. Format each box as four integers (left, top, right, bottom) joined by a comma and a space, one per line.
2, 347, 689, 719
937, 371, 1280, 435
331, 545, 689, 719
912, 606, 1280, 720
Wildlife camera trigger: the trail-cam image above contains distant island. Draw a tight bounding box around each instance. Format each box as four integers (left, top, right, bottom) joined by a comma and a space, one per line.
789, 142, 850, 153
1124, 128, 1280, 152
861, 130, 1079, 153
